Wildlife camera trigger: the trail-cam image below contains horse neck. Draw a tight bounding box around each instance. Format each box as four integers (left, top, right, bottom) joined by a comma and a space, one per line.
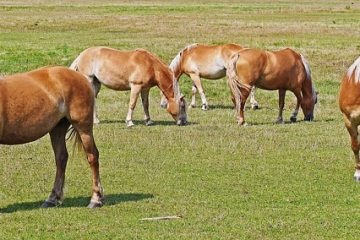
301, 77, 315, 101
157, 66, 178, 103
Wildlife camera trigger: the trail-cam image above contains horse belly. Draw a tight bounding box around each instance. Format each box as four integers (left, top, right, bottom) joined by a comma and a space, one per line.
199, 68, 226, 79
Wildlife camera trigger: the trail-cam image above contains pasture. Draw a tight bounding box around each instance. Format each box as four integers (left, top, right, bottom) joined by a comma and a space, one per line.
0, 0, 359, 238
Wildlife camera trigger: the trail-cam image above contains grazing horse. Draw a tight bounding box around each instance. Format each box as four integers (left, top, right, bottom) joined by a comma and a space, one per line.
339, 56, 360, 181
0, 66, 103, 208
70, 47, 187, 127
227, 48, 317, 125
160, 43, 259, 110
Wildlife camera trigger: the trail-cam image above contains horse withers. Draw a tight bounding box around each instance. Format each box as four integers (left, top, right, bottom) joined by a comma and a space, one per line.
160, 43, 259, 110
227, 48, 317, 125
70, 47, 187, 127
0, 66, 103, 208
339, 56, 360, 181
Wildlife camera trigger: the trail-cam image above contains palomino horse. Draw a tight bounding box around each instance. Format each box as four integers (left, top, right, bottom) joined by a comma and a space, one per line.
70, 47, 187, 127
160, 43, 259, 110
0, 66, 103, 208
339, 56, 360, 181
227, 48, 317, 125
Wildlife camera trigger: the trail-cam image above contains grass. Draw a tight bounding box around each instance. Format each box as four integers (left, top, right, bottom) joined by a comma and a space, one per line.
0, 0, 360, 239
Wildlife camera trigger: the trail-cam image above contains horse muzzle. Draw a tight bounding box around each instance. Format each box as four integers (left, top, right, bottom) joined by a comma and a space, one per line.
304, 113, 314, 121
177, 119, 187, 126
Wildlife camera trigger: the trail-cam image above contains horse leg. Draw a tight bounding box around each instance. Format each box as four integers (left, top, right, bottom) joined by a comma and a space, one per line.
250, 87, 259, 110
189, 84, 197, 108
160, 91, 168, 108
238, 88, 250, 126
126, 84, 141, 127
74, 125, 104, 208
91, 78, 101, 124
41, 119, 70, 208
190, 73, 208, 110
276, 89, 286, 124
290, 90, 302, 123
344, 117, 360, 181
141, 88, 153, 126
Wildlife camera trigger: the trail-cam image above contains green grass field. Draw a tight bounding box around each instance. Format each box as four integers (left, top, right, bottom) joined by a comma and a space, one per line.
1, 0, 360, 239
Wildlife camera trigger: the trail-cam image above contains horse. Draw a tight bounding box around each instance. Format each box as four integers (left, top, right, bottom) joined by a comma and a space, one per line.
0, 66, 103, 208
160, 43, 259, 110
339, 56, 360, 181
227, 48, 317, 125
70, 47, 187, 127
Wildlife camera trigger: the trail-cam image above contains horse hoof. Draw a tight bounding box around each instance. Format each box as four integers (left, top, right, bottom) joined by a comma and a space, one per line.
160, 103, 167, 109
251, 104, 259, 110
126, 120, 135, 127
41, 201, 57, 208
188, 104, 195, 109
94, 118, 100, 124
87, 201, 103, 209
275, 119, 284, 124
354, 176, 360, 182
201, 104, 208, 111
290, 116, 297, 123
145, 120, 154, 126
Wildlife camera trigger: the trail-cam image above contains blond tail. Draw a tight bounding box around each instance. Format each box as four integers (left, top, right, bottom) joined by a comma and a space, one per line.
69, 55, 81, 71
66, 127, 84, 156
226, 52, 242, 113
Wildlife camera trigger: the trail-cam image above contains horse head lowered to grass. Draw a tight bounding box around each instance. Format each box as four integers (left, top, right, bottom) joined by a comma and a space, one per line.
227, 48, 318, 125
70, 47, 187, 127
0, 66, 104, 208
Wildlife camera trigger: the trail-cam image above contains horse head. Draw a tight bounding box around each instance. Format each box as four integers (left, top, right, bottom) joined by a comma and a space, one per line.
167, 95, 187, 126
302, 88, 318, 121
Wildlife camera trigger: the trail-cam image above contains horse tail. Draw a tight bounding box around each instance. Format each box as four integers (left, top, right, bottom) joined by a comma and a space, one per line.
66, 126, 84, 155
169, 43, 198, 79
226, 52, 242, 113
346, 56, 360, 83
69, 54, 81, 72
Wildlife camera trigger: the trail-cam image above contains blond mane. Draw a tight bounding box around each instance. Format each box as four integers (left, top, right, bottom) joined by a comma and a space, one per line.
169, 43, 198, 76
347, 56, 360, 83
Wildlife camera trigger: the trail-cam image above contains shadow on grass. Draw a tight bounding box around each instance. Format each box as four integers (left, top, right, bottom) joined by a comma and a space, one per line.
0, 193, 153, 213
99, 119, 198, 126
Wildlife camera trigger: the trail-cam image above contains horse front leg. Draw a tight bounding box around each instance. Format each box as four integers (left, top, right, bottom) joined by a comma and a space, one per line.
42, 120, 70, 208
290, 89, 302, 123
126, 84, 141, 127
190, 73, 208, 110
344, 116, 360, 181
141, 88, 153, 126
276, 89, 286, 124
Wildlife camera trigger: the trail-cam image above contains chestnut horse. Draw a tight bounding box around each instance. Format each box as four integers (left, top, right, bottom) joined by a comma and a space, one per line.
0, 66, 103, 208
227, 48, 317, 125
160, 43, 259, 110
70, 47, 187, 127
339, 56, 360, 181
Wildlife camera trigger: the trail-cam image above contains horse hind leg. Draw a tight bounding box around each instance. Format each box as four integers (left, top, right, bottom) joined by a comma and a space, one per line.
126, 84, 142, 127
73, 123, 104, 208
344, 116, 360, 181
250, 87, 259, 110
42, 119, 70, 208
91, 77, 101, 124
